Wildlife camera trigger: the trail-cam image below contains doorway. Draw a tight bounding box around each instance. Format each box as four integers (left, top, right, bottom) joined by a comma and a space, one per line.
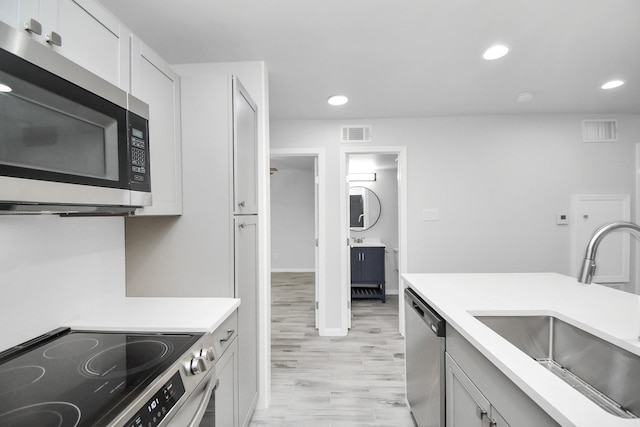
340, 146, 408, 334
270, 148, 325, 330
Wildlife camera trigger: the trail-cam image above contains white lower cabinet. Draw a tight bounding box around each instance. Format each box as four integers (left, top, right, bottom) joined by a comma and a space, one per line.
446, 328, 559, 427
202, 310, 239, 427
213, 338, 239, 427
234, 216, 259, 426
446, 353, 509, 427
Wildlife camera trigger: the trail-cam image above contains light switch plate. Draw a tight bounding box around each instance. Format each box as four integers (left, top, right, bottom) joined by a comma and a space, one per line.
423, 208, 440, 221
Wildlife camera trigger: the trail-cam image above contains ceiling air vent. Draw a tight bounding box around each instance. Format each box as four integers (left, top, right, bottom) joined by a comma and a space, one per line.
582, 119, 618, 142
341, 125, 372, 142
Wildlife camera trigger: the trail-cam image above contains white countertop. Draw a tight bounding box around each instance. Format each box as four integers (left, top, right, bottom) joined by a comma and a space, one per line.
402, 272, 640, 427
351, 243, 386, 248
67, 297, 240, 334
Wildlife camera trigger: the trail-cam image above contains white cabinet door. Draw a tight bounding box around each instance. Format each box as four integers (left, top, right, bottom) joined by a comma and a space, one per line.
50, 0, 129, 89
0, 0, 129, 90
446, 353, 510, 427
234, 216, 259, 426
130, 36, 183, 216
216, 337, 239, 427
0, 0, 40, 34
200, 337, 239, 427
233, 78, 258, 215
447, 353, 488, 427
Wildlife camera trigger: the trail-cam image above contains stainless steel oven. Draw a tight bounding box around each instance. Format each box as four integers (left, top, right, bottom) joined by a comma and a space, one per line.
0, 327, 217, 426
0, 20, 151, 215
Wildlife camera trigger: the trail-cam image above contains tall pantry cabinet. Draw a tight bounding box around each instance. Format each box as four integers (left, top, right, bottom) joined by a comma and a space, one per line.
231, 79, 260, 427
125, 70, 261, 427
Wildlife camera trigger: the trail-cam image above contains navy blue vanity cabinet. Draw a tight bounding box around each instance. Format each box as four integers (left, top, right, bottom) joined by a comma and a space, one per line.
351, 246, 386, 302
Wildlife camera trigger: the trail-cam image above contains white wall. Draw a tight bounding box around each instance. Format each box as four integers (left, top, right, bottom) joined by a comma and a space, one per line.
271, 114, 640, 331
0, 216, 125, 351
270, 167, 315, 271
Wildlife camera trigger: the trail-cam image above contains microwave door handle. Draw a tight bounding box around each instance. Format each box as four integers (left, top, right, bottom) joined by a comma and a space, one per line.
187, 372, 218, 427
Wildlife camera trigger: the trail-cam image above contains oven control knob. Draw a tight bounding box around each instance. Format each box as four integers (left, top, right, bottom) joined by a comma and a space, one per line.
200, 347, 215, 362
190, 356, 208, 375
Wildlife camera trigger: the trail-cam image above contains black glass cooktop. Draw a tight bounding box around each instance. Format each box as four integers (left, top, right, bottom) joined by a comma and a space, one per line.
0, 328, 200, 427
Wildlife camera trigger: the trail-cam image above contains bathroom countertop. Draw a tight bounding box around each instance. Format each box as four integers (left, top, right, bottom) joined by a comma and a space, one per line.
350, 242, 386, 248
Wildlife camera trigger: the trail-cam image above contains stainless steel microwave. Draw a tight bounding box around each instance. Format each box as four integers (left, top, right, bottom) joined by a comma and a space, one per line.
0, 20, 151, 215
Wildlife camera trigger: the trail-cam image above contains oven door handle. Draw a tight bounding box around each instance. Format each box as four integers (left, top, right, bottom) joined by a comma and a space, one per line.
187, 372, 219, 427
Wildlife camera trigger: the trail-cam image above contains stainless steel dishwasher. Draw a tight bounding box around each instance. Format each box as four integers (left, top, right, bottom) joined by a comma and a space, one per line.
405, 287, 446, 427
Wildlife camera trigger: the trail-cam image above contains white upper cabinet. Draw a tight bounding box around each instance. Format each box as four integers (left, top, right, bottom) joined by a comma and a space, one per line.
233, 78, 258, 215
130, 36, 183, 216
0, 0, 130, 90
1, 1, 182, 215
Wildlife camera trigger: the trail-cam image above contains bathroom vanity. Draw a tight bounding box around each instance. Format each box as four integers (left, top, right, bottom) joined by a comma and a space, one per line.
350, 243, 386, 302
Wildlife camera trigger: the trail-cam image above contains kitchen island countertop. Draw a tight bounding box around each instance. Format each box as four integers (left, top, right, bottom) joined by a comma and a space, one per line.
402, 272, 640, 427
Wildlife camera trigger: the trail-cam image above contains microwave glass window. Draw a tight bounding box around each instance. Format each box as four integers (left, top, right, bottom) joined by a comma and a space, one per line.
0, 70, 119, 181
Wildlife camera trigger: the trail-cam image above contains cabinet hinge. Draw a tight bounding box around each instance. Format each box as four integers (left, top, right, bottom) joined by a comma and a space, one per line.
347, 300, 351, 309
315, 301, 319, 309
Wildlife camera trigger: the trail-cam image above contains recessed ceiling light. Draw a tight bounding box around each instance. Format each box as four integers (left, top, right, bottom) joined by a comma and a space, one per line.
601, 80, 624, 90
328, 95, 348, 106
483, 44, 509, 60
0, 83, 12, 93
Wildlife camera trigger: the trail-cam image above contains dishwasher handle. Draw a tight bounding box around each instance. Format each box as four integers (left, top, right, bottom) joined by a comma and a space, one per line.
405, 287, 446, 337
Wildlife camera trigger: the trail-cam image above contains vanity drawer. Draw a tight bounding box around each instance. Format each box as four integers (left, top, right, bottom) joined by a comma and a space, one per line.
212, 310, 238, 357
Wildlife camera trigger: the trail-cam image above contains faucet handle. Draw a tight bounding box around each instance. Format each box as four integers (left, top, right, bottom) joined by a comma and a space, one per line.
578, 258, 596, 284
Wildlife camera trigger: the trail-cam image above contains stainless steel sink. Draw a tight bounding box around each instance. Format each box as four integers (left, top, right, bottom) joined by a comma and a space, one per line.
475, 315, 640, 418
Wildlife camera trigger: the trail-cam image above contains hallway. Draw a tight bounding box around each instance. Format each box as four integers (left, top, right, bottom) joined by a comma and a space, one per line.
250, 272, 414, 427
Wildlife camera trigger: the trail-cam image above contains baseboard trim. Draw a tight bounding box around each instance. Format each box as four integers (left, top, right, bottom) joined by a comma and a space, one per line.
271, 268, 315, 273
319, 327, 347, 337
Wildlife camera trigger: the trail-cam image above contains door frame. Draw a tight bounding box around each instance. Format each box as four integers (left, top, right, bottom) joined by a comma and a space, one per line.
270, 148, 327, 332
339, 146, 408, 334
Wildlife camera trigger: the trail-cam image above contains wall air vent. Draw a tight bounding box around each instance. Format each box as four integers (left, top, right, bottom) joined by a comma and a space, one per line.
341, 125, 372, 142
582, 119, 618, 142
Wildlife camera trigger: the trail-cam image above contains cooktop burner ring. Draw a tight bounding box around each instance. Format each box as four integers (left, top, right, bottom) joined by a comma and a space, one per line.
79, 339, 172, 379
0, 401, 81, 427
0, 365, 45, 396
43, 338, 99, 360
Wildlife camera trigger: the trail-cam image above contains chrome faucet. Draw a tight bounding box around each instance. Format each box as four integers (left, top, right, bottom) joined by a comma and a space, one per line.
578, 221, 640, 284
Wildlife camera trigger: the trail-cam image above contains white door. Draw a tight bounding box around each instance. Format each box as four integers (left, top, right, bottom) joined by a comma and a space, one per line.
573, 194, 631, 283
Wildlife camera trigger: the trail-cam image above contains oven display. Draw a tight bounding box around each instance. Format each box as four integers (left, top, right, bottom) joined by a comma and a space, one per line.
125, 371, 185, 427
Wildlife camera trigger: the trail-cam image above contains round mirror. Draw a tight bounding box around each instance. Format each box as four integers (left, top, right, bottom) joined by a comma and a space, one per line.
349, 186, 381, 231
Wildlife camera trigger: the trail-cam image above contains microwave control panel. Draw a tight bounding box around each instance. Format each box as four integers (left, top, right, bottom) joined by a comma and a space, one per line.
127, 112, 151, 193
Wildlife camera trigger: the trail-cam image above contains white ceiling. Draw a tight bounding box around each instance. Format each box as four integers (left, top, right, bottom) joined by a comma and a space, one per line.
98, 0, 640, 120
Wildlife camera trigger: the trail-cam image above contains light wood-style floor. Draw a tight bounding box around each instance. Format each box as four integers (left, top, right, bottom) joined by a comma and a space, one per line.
249, 272, 415, 427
